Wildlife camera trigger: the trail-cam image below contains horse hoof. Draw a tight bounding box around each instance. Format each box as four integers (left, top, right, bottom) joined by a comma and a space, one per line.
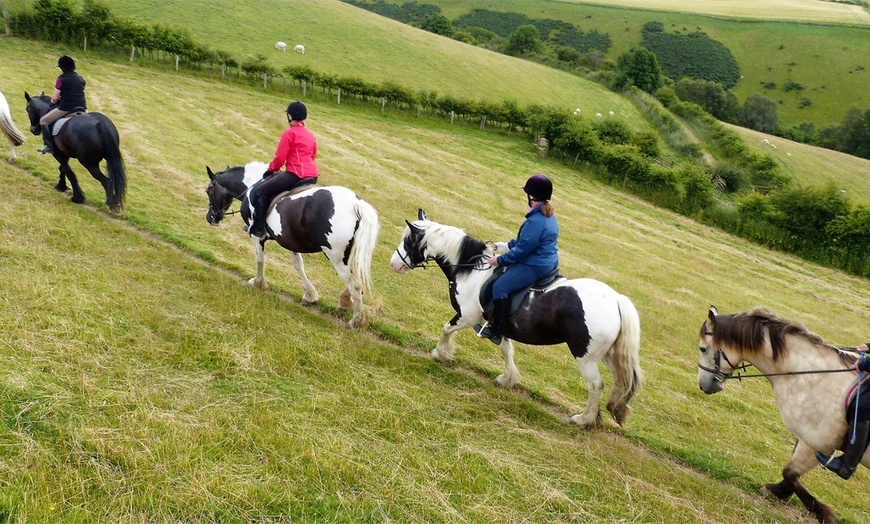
54, 184, 68, 192
569, 414, 599, 428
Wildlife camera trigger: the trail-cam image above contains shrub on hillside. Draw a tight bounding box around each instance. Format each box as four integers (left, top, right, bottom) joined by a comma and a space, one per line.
641, 27, 740, 89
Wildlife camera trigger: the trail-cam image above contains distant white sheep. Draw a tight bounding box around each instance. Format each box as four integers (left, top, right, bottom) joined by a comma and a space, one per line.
608, 111, 615, 117
294, 44, 305, 54
595, 112, 602, 118
762, 139, 770, 145
573, 108, 581, 115
275, 41, 287, 52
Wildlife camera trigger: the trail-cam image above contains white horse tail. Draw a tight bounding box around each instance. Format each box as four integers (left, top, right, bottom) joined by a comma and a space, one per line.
0, 93, 26, 147
350, 199, 379, 297
606, 293, 643, 423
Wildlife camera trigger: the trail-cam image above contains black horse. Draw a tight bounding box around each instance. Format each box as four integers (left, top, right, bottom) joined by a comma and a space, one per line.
24, 92, 126, 213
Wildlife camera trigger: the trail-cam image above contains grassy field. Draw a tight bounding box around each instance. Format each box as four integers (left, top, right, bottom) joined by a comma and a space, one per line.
417, 0, 870, 127
1, 0, 648, 127
557, 0, 870, 24
728, 123, 870, 206
2, 35, 870, 522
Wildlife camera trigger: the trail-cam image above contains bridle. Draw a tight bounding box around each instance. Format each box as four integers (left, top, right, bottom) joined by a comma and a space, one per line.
698, 329, 856, 381
393, 247, 489, 271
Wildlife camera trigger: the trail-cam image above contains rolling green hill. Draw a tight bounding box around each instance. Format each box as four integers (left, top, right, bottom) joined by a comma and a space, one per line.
2, 34, 870, 522
403, 0, 870, 127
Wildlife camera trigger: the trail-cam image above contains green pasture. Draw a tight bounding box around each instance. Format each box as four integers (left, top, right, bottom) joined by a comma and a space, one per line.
0, 0, 646, 125
727, 123, 870, 207
555, 0, 870, 24
409, 0, 870, 127
2, 37, 870, 522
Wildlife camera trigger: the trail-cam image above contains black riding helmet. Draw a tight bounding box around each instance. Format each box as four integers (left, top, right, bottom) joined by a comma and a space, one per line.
523, 174, 553, 201
286, 101, 307, 122
58, 55, 76, 72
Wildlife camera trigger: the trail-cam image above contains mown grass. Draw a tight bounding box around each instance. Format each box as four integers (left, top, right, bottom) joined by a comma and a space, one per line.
1, 36, 869, 522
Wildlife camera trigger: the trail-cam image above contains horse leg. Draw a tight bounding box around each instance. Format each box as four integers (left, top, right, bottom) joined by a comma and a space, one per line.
602, 354, 632, 426
290, 252, 319, 305
246, 238, 268, 290
54, 163, 68, 192
330, 259, 366, 329
432, 314, 467, 362
495, 339, 521, 388
83, 163, 116, 212
59, 161, 85, 203
760, 440, 835, 523
569, 355, 604, 428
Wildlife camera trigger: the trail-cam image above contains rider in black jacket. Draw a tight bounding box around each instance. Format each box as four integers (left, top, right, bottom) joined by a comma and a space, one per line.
38, 55, 87, 154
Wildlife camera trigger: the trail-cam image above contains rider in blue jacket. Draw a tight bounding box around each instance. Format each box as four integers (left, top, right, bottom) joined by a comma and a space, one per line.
817, 342, 870, 479
476, 174, 559, 345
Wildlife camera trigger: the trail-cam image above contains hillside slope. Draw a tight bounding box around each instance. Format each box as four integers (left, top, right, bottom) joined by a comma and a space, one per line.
2, 36, 869, 522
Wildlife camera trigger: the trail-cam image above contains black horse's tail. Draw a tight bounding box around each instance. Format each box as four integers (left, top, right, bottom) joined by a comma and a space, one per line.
98, 119, 126, 209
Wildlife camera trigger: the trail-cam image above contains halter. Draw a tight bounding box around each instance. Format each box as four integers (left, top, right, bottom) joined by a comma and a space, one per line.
698, 329, 857, 381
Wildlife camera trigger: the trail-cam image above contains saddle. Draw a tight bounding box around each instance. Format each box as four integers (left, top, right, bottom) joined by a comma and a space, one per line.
51, 109, 87, 136
266, 178, 317, 214
479, 266, 563, 321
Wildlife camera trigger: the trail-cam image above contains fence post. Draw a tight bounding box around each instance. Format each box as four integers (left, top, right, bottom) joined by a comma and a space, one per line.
337, 88, 341, 105
303, 80, 307, 97
263, 73, 268, 89
130, 45, 136, 61
450, 111, 454, 124
221, 64, 226, 78
83, 36, 87, 51
175, 55, 179, 71
479, 116, 486, 130
381, 98, 385, 113
3, 10, 10, 36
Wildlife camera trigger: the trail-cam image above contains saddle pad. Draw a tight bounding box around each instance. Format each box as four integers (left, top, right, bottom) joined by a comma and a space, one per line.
843, 372, 870, 414
51, 111, 86, 136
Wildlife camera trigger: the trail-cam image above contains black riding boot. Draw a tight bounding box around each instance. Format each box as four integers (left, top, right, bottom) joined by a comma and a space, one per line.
476, 298, 508, 345
245, 191, 269, 237
38, 124, 53, 154
816, 420, 870, 480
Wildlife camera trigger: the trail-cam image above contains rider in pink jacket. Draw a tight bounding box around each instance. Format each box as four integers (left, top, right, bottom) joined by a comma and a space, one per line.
246, 101, 319, 237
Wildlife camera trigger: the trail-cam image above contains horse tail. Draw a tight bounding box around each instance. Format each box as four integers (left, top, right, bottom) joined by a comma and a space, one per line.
98, 118, 127, 208
608, 293, 643, 413
0, 95, 26, 146
349, 199, 380, 297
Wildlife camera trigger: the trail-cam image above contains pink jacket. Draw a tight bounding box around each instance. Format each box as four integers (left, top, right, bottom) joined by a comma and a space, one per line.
267, 122, 318, 178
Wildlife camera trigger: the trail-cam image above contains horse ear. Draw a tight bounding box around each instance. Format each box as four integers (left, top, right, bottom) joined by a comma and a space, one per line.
207, 166, 215, 180
24, 91, 31, 102
708, 306, 718, 323
405, 219, 419, 234
417, 208, 427, 221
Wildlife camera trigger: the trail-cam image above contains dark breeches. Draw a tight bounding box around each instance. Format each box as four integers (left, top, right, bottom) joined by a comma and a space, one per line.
252, 171, 310, 201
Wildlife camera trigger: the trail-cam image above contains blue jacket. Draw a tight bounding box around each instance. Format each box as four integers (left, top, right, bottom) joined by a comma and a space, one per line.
497, 204, 559, 269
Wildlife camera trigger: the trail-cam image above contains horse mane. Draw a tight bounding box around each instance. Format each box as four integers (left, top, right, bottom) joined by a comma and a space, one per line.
419, 222, 488, 277
714, 307, 851, 364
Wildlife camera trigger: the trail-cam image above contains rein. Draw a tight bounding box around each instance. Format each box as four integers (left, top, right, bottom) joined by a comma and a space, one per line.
699, 330, 858, 381
394, 250, 490, 271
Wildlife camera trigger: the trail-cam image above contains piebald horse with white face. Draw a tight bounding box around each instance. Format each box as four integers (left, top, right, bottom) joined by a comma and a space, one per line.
206, 162, 379, 328
390, 209, 642, 428
698, 306, 865, 523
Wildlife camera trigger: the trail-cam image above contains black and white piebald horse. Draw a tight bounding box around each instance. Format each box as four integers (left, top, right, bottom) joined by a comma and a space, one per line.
24, 92, 126, 213
205, 162, 379, 328
390, 209, 643, 428
1, 91, 25, 161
